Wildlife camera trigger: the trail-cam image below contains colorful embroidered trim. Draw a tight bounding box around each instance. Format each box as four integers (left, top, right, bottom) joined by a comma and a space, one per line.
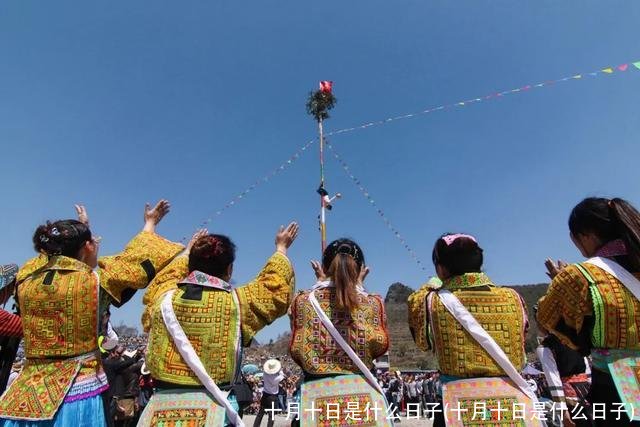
441, 272, 493, 290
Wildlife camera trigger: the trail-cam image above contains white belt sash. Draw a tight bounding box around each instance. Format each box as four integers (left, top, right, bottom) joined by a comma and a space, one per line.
585, 256, 640, 301
536, 346, 566, 407
436, 289, 537, 402
160, 290, 244, 427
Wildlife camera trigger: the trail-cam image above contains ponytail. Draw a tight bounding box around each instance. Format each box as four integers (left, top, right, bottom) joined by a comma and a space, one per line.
322, 238, 365, 312
327, 254, 359, 311
609, 198, 640, 271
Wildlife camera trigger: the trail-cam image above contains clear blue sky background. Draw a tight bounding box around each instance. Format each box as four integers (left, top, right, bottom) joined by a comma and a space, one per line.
1, 2, 639, 343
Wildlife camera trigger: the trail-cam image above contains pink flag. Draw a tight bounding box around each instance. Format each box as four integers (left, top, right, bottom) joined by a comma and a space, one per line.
319, 81, 333, 93
618, 64, 628, 71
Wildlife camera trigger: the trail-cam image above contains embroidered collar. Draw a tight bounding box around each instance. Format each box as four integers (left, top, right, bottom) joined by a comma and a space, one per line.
442, 272, 493, 290
43, 256, 93, 273
179, 270, 232, 292
312, 279, 367, 295
595, 239, 627, 258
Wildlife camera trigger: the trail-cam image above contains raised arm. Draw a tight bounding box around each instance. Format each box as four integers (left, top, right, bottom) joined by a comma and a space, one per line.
236, 222, 298, 345
98, 200, 183, 304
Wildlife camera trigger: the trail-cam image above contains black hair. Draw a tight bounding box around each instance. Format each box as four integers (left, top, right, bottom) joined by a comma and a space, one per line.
431, 233, 483, 276
188, 234, 236, 278
569, 197, 640, 271
322, 238, 365, 311
322, 238, 365, 272
33, 220, 92, 257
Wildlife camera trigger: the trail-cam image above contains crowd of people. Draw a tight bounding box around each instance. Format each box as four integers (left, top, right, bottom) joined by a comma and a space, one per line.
0, 196, 639, 427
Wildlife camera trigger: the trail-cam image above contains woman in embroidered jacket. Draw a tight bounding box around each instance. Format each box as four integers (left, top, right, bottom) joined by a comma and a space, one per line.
407, 234, 528, 427
538, 197, 640, 427
138, 222, 298, 427
0, 201, 183, 427
289, 238, 390, 427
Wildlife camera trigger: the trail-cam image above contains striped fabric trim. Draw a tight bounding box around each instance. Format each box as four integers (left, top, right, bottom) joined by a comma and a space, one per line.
575, 264, 605, 348
0, 310, 22, 337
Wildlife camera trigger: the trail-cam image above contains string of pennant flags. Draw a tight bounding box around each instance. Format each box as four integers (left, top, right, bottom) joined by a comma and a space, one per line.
326, 141, 428, 272
181, 139, 315, 242
184, 58, 640, 247
325, 61, 640, 138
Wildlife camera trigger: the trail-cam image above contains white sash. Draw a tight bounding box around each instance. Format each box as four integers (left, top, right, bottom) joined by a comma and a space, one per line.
308, 283, 386, 397
585, 256, 640, 301
436, 289, 537, 402
160, 290, 244, 427
536, 346, 566, 408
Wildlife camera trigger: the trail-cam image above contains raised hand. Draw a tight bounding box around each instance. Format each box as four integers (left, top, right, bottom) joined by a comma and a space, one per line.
544, 258, 568, 280
358, 265, 370, 285
310, 260, 327, 281
188, 229, 209, 252
143, 199, 171, 233
75, 204, 89, 226
275, 222, 299, 254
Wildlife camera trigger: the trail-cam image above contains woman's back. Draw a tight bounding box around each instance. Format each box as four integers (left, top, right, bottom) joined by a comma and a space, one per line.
289, 285, 389, 376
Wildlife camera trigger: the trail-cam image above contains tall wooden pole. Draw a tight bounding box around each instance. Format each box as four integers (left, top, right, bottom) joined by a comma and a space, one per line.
319, 118, 327, 255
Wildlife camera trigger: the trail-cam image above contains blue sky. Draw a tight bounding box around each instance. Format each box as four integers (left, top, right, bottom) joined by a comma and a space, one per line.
1, 2, 639, 342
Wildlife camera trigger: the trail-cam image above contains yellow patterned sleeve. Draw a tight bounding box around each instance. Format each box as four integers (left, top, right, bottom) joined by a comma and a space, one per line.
536, 264, 592, 351
141, 255, 189, 332
407, 284, 433, 352
98, 231, 184, 305
16, 254, 49, 283
236, 252, 295, 346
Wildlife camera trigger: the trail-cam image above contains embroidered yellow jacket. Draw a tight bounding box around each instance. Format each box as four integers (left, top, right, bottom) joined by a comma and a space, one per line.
536, 263, 640, 353
289, 285, 389, 376
0, 232, 182, 421
143, 252, 294, 386
408, 273, 527, 378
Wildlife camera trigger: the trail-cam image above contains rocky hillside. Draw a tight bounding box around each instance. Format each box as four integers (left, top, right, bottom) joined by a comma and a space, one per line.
385, 282, 438, 370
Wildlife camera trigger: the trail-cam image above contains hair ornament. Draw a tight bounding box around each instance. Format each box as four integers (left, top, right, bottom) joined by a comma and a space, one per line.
325, 239, 364, 267
50, 227, 61, 236
39, 234, 49, 243
336, 243, 359, 259
442, 233, 477, 246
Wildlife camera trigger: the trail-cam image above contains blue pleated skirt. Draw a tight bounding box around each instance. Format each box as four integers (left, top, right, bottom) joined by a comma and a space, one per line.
0, 395, 106, 427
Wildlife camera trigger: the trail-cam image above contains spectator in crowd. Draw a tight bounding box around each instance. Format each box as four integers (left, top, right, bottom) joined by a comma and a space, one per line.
102, 346, 142, 426
253, 359, 284, 427
387, 371, 403, 421
421, 374, 431, 415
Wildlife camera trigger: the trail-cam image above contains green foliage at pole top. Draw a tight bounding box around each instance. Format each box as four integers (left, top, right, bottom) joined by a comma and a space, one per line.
306, 90, 337, 122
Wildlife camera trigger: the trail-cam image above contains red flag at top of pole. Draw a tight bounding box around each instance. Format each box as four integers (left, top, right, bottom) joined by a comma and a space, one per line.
319, 81, 333, 94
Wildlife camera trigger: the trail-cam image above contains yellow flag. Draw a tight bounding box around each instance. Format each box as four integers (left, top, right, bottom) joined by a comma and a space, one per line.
602, 68, 614, 74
